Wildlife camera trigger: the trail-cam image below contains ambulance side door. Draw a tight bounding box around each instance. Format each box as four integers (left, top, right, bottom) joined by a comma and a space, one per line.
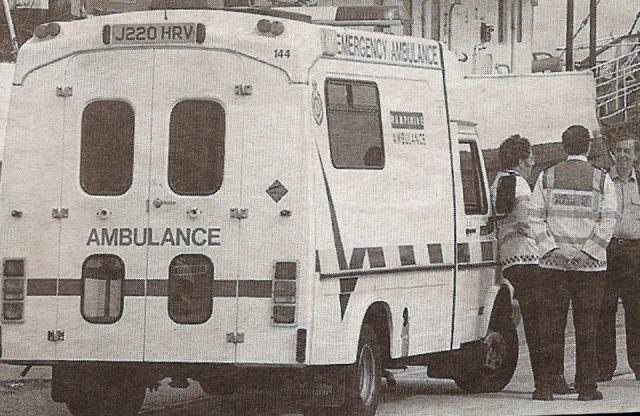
452, 129, 497, 347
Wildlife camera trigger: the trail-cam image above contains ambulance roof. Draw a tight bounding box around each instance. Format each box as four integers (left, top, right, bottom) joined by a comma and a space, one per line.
13, 9, 443, 85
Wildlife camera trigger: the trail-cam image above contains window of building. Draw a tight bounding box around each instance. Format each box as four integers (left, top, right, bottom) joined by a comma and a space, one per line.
81, 255, 125, 324
431, 0, 441, 40
459, 141, 488, 215
326, 79, 384, 169
80, 101, 134, 195
517, 0, 523, 43
498, 0, 506, 44
168, 255, 213, 324
168, 100, 225, 195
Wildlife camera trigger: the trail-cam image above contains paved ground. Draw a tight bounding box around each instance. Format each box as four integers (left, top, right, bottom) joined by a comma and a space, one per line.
1, 305, 638, 415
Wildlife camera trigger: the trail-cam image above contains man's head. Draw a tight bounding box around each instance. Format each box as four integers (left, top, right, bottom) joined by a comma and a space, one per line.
562, 125, 591, 156
612, 133, 640, 173
498, 134, 535, 178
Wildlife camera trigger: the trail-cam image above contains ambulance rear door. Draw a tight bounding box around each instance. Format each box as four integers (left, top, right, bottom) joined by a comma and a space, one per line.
143, 49, 244, 363
56, 51, 154, 361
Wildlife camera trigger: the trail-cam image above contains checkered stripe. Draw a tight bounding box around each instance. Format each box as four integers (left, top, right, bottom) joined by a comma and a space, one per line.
317, 240, 496, 275
501, 254, 539, 267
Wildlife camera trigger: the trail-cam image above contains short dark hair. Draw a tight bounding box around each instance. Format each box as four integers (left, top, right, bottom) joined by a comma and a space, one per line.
498, 134, 531, 170
562, 125, 591, 155
613, 132, 640, 155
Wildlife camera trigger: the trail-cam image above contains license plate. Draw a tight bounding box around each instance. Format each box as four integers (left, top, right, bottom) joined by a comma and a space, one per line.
111, 23, 197, 44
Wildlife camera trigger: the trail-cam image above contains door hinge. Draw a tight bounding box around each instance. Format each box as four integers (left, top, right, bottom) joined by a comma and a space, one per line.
47, 329, 65, 342
51, 208, 69, 219
234, 84, 253, 96
56, 86, 73, 97
230, 208, 249, 220
226, 332, 245, 344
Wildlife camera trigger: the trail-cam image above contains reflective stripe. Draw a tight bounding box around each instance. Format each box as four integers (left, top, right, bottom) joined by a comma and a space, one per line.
534, 232, 549, 242
545, 208, 600, 220
592, 170, 603, 216
529, 208, 546, 218
543, 167, 555, 213
555, 236, 589, 245
590, 233, 609, 249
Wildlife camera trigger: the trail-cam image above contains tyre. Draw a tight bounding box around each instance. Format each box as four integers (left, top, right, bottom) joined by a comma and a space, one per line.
65, 372, 146, 416
454, 315, 519, 393
339, 324, 382, 416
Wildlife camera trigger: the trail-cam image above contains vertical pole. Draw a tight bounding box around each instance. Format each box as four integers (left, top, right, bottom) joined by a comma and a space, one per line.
2, 0, 19, 60
566, 0, 574, 71
589, 0, 597, 68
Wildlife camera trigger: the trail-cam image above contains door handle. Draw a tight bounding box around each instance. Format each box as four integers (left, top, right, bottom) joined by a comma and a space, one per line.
153, 198, 176, 208
465, 228, 477, 235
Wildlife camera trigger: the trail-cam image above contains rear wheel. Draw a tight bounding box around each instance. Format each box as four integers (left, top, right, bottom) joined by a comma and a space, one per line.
65, 371, 146, 416
339, 324, 382, 416
454, 316, 519, 393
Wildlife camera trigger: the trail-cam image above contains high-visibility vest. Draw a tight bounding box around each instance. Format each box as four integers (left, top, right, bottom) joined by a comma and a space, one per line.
491, 170, 538, 270
531, 159, 617, 271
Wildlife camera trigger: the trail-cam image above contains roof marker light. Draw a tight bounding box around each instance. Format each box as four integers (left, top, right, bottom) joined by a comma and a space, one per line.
271, 21, 285, 36
34, 24, 49, 39
257, 19, 272, 34
34, 23, 62, 40
256, 19, 285, 37
103, 25, 111, 45
47, 23, 61, 37
196, 23, 206, 43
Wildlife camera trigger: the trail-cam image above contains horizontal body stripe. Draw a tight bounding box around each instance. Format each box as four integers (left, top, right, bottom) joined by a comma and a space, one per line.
26, 279, 271, 298
319, 261, 497, 279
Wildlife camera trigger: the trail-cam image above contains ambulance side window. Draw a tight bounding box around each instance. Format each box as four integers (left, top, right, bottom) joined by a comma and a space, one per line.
326, 79, 384, 169
168, 100, 225, 196
80, 101, 134, 195
168, 255, 213, 324
459, 141, 488, 215
81, 255, 125, 324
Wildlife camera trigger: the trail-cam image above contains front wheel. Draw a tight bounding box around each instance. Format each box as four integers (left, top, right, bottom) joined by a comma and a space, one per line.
454, 317, 519, 393
339, 324, 382, 416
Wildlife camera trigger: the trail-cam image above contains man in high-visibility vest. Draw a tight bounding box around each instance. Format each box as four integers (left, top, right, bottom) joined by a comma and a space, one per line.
530, 125, 618, 401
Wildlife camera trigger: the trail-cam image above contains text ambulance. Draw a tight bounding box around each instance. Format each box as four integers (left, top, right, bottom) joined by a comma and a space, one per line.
0, 6, 519, 415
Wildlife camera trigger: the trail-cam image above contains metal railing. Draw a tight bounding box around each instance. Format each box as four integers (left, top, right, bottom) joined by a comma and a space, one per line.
593, 44, 640, 124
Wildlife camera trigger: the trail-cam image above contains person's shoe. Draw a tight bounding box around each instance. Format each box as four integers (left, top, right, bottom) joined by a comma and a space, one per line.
552, 375, 575, 394
577, 389, 604, 401
532, 389, 553, 401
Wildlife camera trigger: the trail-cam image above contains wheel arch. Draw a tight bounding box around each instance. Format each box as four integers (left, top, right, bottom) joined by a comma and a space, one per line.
482, 280, 518, 334
360, 302, 393, 367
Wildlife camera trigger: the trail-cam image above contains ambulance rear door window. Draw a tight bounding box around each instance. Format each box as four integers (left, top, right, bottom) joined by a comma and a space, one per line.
326, 79, 384, 169
81, 254, 125, 324
168, 100, 225, 196
80, 101, 134, 195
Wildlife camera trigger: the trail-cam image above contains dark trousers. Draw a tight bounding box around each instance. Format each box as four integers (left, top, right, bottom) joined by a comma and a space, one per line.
544, 269, 605, 391
504, 265, 557, 389
597, 241, 640, 376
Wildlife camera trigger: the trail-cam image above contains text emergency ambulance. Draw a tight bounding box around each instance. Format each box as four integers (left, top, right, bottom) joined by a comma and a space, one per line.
0, 5, 520, 415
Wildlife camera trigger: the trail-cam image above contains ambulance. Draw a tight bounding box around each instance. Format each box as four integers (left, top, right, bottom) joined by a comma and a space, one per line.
0, 5, 520, 415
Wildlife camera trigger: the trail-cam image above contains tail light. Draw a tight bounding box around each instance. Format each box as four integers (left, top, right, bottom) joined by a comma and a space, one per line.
2, 259, 26, 322
272, 261, 297, 325
34, 23, 62, 40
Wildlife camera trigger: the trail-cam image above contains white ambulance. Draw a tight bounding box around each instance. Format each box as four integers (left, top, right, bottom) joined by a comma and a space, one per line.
0, 5, 519, 415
